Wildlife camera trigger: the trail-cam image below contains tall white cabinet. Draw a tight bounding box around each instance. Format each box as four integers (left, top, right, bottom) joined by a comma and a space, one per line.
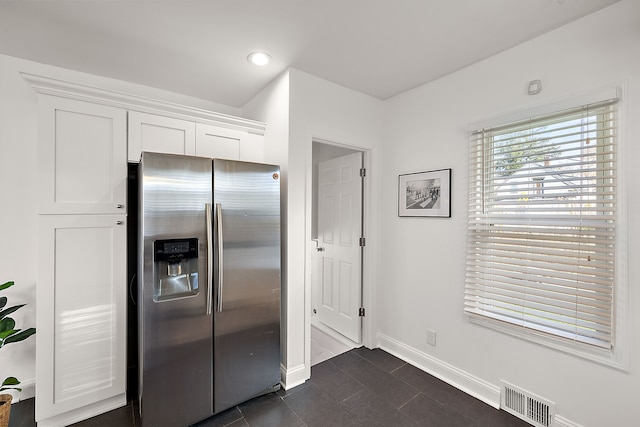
35, 95, 128, 426
24, 73, 266, 426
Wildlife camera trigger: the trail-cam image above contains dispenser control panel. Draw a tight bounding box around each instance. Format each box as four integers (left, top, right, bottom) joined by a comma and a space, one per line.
154, 238, 198, 263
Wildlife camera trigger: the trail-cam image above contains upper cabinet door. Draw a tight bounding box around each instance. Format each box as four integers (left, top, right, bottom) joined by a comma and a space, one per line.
195, 123, 265, 162
38, 95, 127, 215
195, 123, 242, 160
128, 111, 196, 161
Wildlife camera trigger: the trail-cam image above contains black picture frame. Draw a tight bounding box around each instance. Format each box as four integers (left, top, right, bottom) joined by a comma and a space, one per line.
398, 168, 451, 217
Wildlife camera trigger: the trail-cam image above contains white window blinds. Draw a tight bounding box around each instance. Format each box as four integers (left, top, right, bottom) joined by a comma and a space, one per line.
465, 98, 618, 349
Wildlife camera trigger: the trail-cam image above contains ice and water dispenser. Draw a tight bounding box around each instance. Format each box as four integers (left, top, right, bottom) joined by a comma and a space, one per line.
153, 238, 199, 300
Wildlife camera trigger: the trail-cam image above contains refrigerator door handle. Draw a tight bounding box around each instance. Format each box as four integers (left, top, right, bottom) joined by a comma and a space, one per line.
216, 203, 224, 312
206, 203, 213, 315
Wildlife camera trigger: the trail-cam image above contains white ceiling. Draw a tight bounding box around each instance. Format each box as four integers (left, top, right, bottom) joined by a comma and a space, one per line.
0, 0, 619, 108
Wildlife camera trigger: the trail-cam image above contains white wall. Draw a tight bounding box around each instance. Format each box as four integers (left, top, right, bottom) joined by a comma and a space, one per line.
242, 71, 290, 169
0, 55, 38, 402
285, 69, 384, 385
380, 1, 639, 425
0, 53, 241, 401
244, 69, 384, 387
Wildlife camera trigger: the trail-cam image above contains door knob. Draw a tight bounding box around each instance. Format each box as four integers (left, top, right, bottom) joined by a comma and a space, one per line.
316, 247, 325, 252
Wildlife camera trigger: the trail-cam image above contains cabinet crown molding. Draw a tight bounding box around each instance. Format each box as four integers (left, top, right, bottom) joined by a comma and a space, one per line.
21, 72, 266, 135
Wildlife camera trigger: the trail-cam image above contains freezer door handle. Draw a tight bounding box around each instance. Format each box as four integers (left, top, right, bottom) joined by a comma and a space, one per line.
206, 203, 213, 315
216, 203, 224, 312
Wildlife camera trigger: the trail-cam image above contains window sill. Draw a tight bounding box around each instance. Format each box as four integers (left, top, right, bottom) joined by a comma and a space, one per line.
466, 313, 628, 372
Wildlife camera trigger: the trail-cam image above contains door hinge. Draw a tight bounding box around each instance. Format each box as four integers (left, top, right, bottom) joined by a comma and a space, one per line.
359, 307, 365, 317
360, 168, 366, 177
359, 237, 366, 247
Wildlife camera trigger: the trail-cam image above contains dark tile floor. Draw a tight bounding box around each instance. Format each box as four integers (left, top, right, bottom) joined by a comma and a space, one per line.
9, 347, 530, 426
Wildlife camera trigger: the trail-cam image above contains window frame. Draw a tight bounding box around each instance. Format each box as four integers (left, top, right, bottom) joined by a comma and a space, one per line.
464, 87, 629, 370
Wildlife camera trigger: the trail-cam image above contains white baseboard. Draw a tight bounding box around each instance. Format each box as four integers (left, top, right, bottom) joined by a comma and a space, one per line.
280, 363, 308, 390
555, 415, 585, 427
36, 393, 126, 427
376, 333, 500, 408
376, 333, 582, 427
5, 377, 35, 403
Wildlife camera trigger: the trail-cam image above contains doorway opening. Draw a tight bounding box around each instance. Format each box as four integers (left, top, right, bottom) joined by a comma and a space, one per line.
310, 140, 366, 365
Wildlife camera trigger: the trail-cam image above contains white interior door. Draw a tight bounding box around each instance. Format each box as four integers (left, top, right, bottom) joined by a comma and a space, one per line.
317, 152, 363, 342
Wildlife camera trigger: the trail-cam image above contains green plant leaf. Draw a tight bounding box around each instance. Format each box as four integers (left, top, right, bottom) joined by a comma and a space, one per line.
1, 377, 19, 387
0, 281, 36, 388
0, 303, 25, 321
0, 281, 14, 291
0, 317, 15, 333
3, 327, 36, 345
0, 376, 22, 393
0, 328, 19, 344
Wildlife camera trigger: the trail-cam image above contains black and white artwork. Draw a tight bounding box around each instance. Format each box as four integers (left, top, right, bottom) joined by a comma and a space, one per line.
398, 169, 451, 217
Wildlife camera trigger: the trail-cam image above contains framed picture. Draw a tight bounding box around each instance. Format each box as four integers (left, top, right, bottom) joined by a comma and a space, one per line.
398, 168, 451, 217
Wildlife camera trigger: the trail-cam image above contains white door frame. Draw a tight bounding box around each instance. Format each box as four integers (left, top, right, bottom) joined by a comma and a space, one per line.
304, 136, 376, 374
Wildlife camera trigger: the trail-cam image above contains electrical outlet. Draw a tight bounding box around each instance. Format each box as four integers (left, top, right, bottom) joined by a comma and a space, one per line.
427, 329, 437, 346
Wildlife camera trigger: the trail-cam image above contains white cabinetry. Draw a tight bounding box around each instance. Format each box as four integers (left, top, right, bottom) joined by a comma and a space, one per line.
129, 111, 263, 162
23, 73, 266, 426
38, 96, 127, 215
36, 95, 127, 426
127, 111, 195, 161
195, 123, 243, 160
36, 215, 127, 424
196, 123, 263, 161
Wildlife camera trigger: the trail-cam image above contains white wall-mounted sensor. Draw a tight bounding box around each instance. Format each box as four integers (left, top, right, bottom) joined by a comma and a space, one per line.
528, 80, 542, 95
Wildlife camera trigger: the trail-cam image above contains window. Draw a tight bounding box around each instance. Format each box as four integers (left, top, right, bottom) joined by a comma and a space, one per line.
465, 97, 619, 351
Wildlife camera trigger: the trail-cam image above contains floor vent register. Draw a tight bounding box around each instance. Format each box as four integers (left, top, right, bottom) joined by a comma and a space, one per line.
501, 381, 556, 427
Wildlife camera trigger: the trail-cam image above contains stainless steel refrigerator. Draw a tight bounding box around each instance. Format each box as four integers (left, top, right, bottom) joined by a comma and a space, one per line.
137, 152, 281, 427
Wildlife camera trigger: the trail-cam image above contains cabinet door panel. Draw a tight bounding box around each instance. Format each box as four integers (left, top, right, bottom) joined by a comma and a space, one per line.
36, 215, 127, 422
195, 123, 241, 160
38, 96, 127, 214
239, 132, 264, 163
128, 111, 195, 161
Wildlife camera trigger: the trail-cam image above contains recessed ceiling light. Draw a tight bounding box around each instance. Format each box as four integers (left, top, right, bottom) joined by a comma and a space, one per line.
247, 52, 271, 66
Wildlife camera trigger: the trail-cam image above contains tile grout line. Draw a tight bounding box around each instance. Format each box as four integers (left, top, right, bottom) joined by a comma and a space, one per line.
389, 362, 407, 375
396, 391, 423, 412
279, 388, 311, 427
